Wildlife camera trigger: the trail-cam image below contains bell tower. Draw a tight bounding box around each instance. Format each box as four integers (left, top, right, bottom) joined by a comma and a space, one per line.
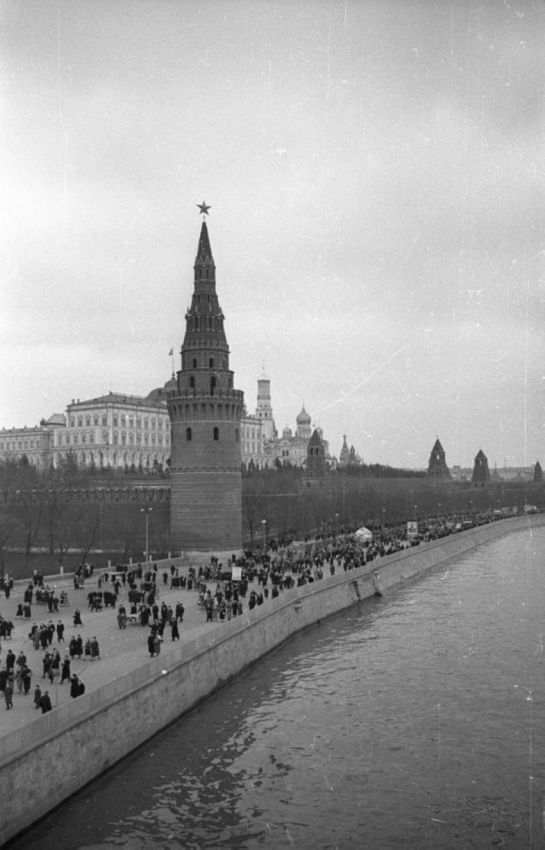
168, 204, 244, 554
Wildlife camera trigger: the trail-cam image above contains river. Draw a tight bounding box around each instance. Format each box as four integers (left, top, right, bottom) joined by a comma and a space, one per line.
10, 525, 545, 848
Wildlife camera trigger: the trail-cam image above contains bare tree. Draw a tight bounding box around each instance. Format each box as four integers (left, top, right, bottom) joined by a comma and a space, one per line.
71, 502, 101, 565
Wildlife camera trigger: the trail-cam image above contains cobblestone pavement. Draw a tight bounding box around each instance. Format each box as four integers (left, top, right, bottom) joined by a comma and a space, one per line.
0, 572, 220, 736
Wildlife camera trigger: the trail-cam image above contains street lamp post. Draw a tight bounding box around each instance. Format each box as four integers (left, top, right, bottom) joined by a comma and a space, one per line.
381, 507, 386, 530
335, 512, 339, 537
261, 518, 268, 552
140, 506, 153, 563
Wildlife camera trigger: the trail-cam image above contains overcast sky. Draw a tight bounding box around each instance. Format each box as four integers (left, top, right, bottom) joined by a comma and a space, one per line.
2, 0, 544, 469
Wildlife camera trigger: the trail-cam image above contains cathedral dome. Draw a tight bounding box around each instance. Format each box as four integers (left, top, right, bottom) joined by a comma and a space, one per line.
296, 405, 311, 425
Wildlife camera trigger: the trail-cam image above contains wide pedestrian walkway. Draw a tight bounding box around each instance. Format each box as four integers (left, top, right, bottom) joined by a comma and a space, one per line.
0, 571, 221, 737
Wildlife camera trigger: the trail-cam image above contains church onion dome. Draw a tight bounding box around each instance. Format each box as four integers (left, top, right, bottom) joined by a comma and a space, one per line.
282, 426, 292, 438
296, 405, 311, 425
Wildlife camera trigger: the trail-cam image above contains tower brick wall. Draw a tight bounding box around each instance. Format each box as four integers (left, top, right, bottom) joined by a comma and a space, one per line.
168, 214, 244, 553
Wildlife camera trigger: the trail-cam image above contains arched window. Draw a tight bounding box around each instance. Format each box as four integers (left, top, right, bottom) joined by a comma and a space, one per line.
210, 376, 216, 395
209, 358, 214, 368
213, 427, 219, 441
186, 427, 192, 441
235, 428, 239, 442
192, 358, 197, 368
190, 376, 195, 392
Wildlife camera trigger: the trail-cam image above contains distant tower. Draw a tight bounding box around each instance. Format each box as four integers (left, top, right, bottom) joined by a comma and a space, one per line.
427, 438, 451, 479
472, 449, 490, 484
296, 405, 312, 440
339, 435, 350, 467
168, 209, 244, 554
256, 371, 276, 441
305, 428, 326, 481
534, 461, 543, 483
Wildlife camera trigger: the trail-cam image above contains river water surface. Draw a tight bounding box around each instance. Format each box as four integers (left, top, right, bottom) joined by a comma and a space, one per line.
11, 525, 545, 848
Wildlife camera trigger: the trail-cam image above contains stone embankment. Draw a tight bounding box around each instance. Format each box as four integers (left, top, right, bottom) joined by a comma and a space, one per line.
1, 513, 543, 846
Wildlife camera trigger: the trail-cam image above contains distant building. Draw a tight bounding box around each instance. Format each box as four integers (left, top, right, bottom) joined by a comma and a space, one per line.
338, 434, 361, 468
60, 391, 170, 471
241, 376, 332, 469
269, 405, 333, 468
472, 449, 491, 484
0, 391, 171, 472
255, 371, 276, 442
426, 438, 451, 479
241, 371, 275, 469
534, 461, 543, 483
240, 408, 265, 469
339, 435, 350, 467
0, 415, 64, 469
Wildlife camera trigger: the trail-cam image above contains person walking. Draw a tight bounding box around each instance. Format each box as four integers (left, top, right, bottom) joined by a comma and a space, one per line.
153, 632, 163, 655
90, 636, 100, 660
171, 618, 180, 641
22, 665, 32, 695
4, 677, 14, 710
60, 655, 71, 685
39, 690, 52, 713
14, 666, 24, 694
70, 674, 81, 698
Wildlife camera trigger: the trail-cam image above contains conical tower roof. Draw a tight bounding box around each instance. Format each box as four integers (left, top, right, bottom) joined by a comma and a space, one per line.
195, 220, 214, 265
427, 437, 450, 479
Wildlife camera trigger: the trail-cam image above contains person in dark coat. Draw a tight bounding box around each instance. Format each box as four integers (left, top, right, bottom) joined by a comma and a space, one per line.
39, 690, 52, 713
70, 674, 81, 698
42, 651, 52, 680
73, 609, 83, 626
4, 678, 14, 709
56, 621, 65, 642
60, 655, 71, 684
22, 665, 32, 695
75, 634, 83, 658
147, 632, 156, 657
33, 684, 42, 708
171, 618, 180, 641
90, 637, 100, 659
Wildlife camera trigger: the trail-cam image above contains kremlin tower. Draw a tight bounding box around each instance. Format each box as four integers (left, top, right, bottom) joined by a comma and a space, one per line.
167, 205, 244, 555
256, 370, 276, 441
426, 438, 451, 480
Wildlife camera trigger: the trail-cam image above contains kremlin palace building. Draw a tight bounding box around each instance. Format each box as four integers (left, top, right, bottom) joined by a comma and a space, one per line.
0, 373, 334, 472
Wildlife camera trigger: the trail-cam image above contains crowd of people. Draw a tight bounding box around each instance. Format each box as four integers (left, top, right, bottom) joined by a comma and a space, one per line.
0, 508, 525, 720
0, 568, 108, 715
